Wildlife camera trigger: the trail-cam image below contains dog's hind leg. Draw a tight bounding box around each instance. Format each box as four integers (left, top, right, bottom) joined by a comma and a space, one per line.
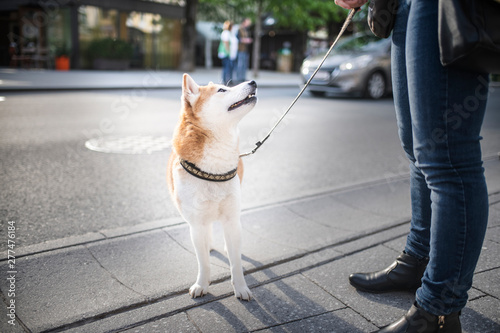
188, 223, 212, 298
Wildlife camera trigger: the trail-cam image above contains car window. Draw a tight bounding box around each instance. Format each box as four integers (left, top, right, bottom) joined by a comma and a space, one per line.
337, 35, 387, 53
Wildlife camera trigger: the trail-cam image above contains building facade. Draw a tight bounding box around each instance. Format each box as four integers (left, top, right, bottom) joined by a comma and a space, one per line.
0, 0, 184, 69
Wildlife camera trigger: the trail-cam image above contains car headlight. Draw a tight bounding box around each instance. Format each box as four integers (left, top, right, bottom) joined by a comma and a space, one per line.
301, 61, 311, 75
339, 55, 374, 71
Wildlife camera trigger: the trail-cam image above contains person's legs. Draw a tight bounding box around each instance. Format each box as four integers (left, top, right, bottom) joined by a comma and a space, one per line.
375, 1, 489, 331
222, 57, 231, 84
236, 51, 248, 82
392, 0, 432, 262
405, 0, 489, 315
406, 0, 488, 315
348, 0, 431, 295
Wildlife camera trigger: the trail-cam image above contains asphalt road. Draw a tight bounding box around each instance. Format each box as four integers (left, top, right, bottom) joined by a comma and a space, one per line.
1, 87, 499, 248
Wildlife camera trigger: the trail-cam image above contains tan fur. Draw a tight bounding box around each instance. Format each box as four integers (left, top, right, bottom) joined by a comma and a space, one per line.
172, 80, 216, 164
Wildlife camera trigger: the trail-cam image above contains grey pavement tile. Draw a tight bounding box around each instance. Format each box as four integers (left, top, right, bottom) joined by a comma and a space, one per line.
86, 229, 228, 299
1, 231, 105, 260
246, 247, 344, 288
187, 274, 345, 333
472, 267, 500, 299
257, 308, 378, 333
165, 219, 306, 273
462, 296, 500, 333
467, 287, 486, 301
64, 294, 201, 333
0, 310, 27, 333
0, 246, 145, 332
334, 223, 410, 255
100, 217, 182, 239
475, 238, 500, 273
488, 204, 500, 228
329, 179, 411, 222
303, 245, 414, 328
284, 195, 391, 231
382, 235, 407, 253
241, 206, 345, 252
484, 161, 500, 193
121, 312, 199, 333
485, 225, 500, 244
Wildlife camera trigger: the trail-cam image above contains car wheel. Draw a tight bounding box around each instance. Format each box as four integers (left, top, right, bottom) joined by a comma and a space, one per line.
310, 90, 326, 97
365, 71, 386, 99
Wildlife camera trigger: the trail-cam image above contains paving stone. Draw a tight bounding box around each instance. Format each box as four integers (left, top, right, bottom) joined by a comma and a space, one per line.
472, 267, 500, 299
475, 238, 500, 273
257, 308, 378, 333
303, 245, 414, 328
0, 301, 27, 333
187, 274, 344, 333
467, 287, 486, 301
64, 293, 202, 333
329, 179, 411, 222
86, 229, 228, 299
485, 225, 500, 243
246, 247, 344, 288
241, 205, 345, 252
487, 205, 500, 228
334, 223, 410, 255
462, 296, 500, 333
284, 194, 390, 231
0, 246, 144, 332
382, 235, 407, 253
164, 221, 305, 274
484, 160, 500, 194
121, 312, 199, 333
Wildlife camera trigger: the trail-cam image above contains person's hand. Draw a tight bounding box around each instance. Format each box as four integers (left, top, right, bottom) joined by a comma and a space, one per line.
335, 0, 368, 9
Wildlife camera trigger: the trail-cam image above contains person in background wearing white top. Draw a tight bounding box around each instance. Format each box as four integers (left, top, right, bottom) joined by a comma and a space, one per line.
219, 20, 238, 85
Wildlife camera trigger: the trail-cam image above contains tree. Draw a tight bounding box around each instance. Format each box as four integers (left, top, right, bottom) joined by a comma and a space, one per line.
197, 0, 354, 76
180, 0, 199, 72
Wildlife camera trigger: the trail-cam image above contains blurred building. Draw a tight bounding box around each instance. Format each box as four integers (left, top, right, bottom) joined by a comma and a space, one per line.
0, 0, 183, 69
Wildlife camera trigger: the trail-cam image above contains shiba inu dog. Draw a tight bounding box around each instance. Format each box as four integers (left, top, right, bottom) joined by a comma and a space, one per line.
167, 74, 257, 300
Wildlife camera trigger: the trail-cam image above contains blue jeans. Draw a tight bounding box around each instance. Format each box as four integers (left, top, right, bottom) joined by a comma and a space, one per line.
236, 51, 249, 81
392, 0, 489, 316
222, 57, 233, 84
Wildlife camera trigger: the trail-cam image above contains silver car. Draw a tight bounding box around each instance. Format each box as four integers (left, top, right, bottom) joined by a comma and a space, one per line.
301, 33, 392, 99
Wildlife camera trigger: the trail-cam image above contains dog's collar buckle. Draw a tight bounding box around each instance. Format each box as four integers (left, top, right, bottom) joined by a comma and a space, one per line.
180, 159, 238, 182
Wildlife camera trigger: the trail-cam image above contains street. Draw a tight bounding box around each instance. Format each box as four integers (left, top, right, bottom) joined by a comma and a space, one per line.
1, 86, 499, 248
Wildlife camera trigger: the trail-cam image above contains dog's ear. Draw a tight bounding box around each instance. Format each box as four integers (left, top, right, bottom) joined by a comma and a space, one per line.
182, 74, 199, 104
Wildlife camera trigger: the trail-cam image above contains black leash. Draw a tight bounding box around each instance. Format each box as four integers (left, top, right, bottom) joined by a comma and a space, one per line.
240, 8, 359, 158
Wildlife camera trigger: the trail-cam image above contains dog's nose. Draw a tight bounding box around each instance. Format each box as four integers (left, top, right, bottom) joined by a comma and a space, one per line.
249, 80, 257, 88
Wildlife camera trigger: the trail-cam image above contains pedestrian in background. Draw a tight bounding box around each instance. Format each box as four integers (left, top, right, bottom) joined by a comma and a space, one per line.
236, 18, 253, 83
335, 0, 490, 332
219, 20, 235, 85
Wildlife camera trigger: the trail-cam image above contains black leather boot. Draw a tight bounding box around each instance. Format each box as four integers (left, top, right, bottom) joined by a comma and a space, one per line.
378, 302, 461, 332
349, 252, 429, 293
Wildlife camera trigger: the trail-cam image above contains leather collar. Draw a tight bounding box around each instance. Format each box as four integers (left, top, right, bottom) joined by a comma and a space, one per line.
179, 159, 238, 182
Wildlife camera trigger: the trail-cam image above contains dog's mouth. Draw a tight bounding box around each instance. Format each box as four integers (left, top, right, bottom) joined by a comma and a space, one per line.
228, 92, 257, 111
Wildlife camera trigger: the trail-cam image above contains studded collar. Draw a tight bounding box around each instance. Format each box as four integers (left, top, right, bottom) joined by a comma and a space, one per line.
179, 159, 238, 182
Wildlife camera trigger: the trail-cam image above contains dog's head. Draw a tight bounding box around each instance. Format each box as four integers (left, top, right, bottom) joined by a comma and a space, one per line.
181, 74, 257, 130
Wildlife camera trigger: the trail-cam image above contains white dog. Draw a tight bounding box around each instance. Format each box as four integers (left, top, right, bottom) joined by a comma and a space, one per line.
167, 74, 257, 300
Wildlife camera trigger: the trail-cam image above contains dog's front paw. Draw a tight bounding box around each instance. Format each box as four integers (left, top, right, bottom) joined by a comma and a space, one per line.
234, 284, 252, 301
189, 283, 209, 298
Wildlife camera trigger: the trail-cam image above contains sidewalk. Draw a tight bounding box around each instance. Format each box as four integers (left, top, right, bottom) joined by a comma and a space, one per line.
1, 158, 499, 333
0, 68, 302, 91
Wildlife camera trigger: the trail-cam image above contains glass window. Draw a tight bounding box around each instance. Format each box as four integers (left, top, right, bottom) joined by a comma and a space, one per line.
47, 8, 72, 59
126, 11, 181, 68
78, 6, 181, 69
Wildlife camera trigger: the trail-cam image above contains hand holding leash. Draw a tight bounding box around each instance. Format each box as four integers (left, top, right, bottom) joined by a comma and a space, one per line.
335, 0, 368, 10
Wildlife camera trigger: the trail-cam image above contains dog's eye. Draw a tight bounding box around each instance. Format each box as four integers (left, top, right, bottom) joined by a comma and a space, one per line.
217, 88, 227, 93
